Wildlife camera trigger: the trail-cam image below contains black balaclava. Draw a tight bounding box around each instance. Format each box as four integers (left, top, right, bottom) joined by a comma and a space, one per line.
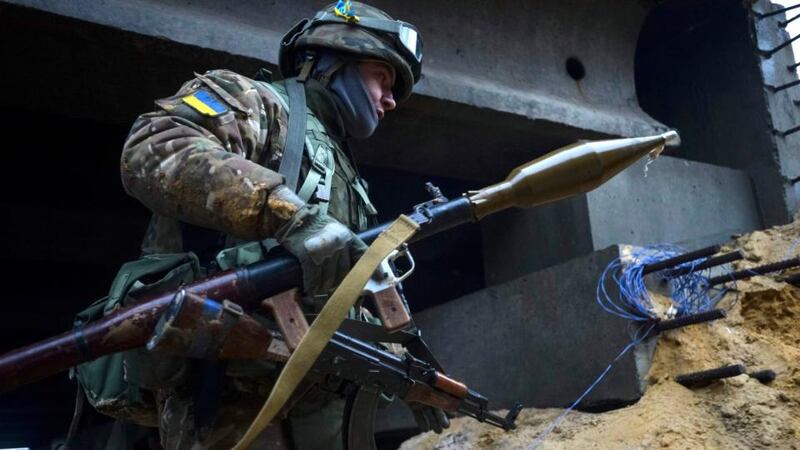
312, 53, 380, 139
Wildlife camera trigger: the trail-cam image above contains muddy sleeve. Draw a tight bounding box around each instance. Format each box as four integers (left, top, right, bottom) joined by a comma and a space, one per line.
120, 70, 302, 240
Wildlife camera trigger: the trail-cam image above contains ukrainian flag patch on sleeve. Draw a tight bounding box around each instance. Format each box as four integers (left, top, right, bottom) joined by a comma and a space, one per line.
182, 89, 229, 117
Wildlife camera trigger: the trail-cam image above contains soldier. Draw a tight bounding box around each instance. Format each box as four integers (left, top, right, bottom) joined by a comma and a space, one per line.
118, 1, 423, 448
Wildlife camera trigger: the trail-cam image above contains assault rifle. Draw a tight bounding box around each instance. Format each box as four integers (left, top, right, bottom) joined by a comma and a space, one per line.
146, 290, 519, 448
0, 132, 678, 448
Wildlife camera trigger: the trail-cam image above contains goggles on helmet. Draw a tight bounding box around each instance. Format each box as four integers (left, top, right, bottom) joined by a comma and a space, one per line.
309, 11, 423, 79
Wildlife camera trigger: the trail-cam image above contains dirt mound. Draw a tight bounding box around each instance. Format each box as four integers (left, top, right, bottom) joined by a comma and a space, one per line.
401, 220, 800, 449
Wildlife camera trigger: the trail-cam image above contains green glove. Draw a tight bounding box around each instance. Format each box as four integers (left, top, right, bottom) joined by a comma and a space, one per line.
276, 204, 368, 295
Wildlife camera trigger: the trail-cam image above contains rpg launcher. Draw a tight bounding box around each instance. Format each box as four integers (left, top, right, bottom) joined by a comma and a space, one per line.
0, 131, 678, 442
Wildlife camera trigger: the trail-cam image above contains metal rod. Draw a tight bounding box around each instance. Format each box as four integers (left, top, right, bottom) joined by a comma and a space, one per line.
762, 34, 800, 58
757, 3, 800, 20
641, 245, 721, 275
780, 12, 800, 27
790, 61, 800, 72
654, 309, 727, 333
770, 78, 800, 92
784, 272, 800, 286
675, 364, 746, 387
709, 257, 800, 285
749, 369, 776, 384
780, 123, 800, 137
668, 251, 745, 277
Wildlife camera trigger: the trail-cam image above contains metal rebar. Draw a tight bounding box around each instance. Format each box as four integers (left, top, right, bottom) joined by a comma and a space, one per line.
790, 61, 800, 73
779, 123, 800, 137
675, 364, 746, 387
654, 309, 727, 333
708, 257, 800, 286
781, 272, 800, 286
668, 251, 745, 277
757, 3, 800, 20
780, 12, 800, 27
641, 245, 721, 275
770, 78, 800, 92
749, 369, 776, 384
762, 34, 800, 58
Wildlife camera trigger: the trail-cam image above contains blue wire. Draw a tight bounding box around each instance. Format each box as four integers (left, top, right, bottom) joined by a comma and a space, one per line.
526, 324, 655, 450
528, 244, 742, 449
597, 244, 737, 320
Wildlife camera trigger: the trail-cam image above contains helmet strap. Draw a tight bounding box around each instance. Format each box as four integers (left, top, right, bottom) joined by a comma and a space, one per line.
317, 60, 346, 87
297, 53, 316, 82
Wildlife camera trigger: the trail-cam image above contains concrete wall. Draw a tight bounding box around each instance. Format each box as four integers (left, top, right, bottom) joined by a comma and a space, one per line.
3, 0, 669, 183
586, 156, 762, 250
753, 0, 800, 215
635, 0, 800, 226
482, 156, 761, 285
413, 246, 656, 411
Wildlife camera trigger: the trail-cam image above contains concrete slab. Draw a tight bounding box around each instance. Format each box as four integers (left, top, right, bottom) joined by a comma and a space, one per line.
4, 0, 666, 137
483, 156, 761, 286
3, 0, 673, 186
377, 244, 659, 433
587, 155, 762, 250
411, 245, 656, 413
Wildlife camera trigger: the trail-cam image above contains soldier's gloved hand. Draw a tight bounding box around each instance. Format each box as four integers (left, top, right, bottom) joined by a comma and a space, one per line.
276, 204, 368, 295
410, 403, 451, 434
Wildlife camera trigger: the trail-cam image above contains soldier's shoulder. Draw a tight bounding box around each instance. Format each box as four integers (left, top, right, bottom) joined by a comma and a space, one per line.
202, 69, 287, 110
199, 69, 258, 93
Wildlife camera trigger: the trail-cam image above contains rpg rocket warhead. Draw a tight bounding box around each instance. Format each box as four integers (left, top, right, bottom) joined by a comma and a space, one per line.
468, 131, 680, 219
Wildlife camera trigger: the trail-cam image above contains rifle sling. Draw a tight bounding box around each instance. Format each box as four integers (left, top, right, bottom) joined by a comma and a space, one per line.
232, 215, 419, 450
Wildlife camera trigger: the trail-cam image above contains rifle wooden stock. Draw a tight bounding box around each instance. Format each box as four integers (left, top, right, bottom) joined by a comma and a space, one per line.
148, 291, 289, 361
0, 295, 171, 391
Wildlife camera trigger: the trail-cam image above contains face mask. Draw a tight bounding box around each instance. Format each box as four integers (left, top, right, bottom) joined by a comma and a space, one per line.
313, 53, 380, 139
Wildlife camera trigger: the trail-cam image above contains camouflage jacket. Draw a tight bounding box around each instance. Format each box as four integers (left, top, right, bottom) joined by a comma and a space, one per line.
120, 70, 378, 448
121, 69, 375, 260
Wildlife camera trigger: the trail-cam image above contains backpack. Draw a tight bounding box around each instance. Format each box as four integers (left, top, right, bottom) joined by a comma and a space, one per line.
72, 252, 201, 426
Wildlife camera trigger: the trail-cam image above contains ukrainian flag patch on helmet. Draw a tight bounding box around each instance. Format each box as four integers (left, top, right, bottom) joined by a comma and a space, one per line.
182, 89, 228, 117
334, 0, 360, 23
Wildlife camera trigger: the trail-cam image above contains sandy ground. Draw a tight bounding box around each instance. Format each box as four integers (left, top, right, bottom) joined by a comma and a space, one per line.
401, 219, 800, 449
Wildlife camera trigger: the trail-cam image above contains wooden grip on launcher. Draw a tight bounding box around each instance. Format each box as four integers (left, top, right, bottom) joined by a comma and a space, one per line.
261, 285, 411, 352
262, 288, 308, 352
372, 286, 411, 332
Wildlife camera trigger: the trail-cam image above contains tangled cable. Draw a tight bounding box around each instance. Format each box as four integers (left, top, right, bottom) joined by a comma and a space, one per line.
597, 244, 732, 321
529, 244, 736, 449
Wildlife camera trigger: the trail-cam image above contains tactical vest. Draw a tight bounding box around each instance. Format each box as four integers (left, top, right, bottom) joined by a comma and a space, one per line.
184, 77, 379, 269
258, 80, 377, 232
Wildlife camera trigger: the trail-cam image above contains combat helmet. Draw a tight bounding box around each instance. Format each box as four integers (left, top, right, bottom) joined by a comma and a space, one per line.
279, 1, 423, 102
